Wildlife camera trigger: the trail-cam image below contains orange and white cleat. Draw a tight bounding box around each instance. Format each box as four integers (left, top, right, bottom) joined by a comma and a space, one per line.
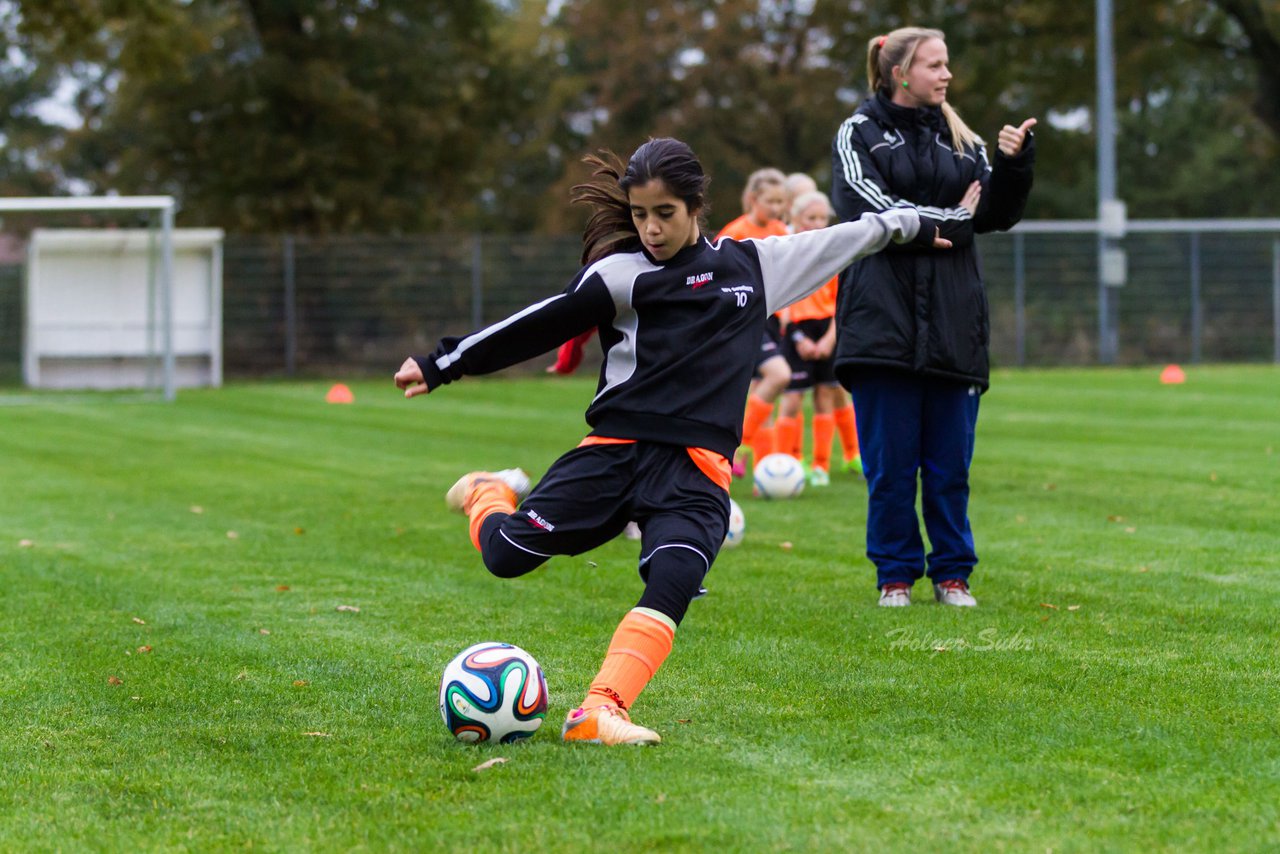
561, 705, 661, 746
444, 469, 531, 514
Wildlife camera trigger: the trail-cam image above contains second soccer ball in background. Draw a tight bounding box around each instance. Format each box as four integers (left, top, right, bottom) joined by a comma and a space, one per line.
722, 498, 746, 547
753, 453, 806, 499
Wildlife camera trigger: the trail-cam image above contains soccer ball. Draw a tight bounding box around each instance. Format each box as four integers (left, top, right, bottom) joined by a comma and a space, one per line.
439, 642, 548, 744
753, 453, 806, 499
722, 498, 746, 548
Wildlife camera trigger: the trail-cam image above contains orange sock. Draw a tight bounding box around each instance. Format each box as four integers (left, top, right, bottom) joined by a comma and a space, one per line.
834, 403, 859, 462
466, 483, 517, 552
581, 608, 676, 711
812, 413, 835, 472
774, 415, 801, 460
751, 424, 775, 461
741, 395, 774, 451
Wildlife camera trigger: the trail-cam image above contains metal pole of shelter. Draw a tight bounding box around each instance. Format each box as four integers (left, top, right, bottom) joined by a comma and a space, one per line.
161, 201, 176, 402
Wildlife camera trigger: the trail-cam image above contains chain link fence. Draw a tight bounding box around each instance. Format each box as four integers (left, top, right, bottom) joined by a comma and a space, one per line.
3, 222, 1279, 385
221, 234, 585, 378
981, 224, 1280, 367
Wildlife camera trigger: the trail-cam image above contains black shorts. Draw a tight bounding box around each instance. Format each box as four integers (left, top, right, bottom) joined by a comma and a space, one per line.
498, 440, 730, 574
784, 318, 839, 391
753, 318, 785, 372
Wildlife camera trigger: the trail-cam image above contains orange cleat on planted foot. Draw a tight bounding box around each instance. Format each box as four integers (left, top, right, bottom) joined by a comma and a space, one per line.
561, 705, 661, 746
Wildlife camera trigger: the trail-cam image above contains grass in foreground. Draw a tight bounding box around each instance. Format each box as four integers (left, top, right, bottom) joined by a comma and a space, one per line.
1, 365, 1278, 851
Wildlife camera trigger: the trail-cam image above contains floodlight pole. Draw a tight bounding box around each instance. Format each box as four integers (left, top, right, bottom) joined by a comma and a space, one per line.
1096, 0, 1122, 364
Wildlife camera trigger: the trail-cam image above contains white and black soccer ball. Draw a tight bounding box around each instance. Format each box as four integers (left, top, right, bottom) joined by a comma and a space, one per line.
439, 642, 548, 744
722, 498, 746, 548
753, 453, 806, 499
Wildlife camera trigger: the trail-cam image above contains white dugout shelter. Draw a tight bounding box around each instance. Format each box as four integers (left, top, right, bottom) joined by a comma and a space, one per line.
0, 196, 223, 399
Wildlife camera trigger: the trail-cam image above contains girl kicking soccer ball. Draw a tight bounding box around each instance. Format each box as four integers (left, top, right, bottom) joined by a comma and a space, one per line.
394, 138, 948, 745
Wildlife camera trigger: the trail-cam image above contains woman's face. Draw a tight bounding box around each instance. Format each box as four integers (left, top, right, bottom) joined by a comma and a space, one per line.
792, 200, 832, 234
628, 179, 701, 262
897, 37, 952, 107
749, 185, 786, 227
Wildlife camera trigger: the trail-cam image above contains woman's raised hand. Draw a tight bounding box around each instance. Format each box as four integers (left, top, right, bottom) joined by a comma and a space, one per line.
997, 117, 1037, 157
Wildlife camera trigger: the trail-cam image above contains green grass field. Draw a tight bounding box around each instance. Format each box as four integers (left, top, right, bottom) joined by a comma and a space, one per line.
2, 366, 1278, 851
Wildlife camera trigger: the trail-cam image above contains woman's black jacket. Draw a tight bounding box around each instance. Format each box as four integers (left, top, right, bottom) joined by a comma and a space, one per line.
830, 92, 1035, 390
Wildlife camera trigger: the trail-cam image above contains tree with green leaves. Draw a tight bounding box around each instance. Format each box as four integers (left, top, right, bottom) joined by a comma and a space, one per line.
0, 3, 67, 197
9, 0, 535, 233
539, 0, 1280, 223
2, 0, 1277, 231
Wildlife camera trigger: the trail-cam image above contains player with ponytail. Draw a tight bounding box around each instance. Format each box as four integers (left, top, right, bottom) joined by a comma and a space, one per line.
397, 137, 947, 744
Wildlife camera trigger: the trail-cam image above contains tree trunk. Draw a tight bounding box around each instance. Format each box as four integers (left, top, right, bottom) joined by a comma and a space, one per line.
1214, 0, 1280, 138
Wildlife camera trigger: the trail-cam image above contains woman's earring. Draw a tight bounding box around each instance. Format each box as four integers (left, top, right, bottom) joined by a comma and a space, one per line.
901, 80, 909, 88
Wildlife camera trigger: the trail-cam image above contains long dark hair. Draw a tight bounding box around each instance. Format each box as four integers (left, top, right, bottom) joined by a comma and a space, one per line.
571, 137, 710, 265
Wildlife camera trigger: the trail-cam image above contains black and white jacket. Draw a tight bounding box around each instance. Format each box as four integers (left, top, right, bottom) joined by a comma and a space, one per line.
414, 209, 932, 459
831, 92, 1035, 390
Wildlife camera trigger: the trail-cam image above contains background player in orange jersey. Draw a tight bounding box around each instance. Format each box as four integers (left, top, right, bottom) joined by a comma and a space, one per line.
716, 168, 791, 476
782, 173, 818, 230
775, 191, 863, 486
770, 172, 822, 456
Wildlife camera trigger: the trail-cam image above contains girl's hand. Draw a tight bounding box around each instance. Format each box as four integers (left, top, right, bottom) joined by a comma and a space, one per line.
394, 357, 430, 398
932, 227, 953, 250
997, 117, 1037, 156
959, 181, 981, 216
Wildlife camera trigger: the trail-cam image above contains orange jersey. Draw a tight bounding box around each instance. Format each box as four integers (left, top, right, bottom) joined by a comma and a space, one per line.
715, 214, 788, 242
788, 276, 838, 322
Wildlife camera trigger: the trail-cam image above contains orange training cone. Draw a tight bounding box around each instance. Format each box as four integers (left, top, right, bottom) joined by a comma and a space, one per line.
1159, 364, 1186, 385
326, 383, 355, 404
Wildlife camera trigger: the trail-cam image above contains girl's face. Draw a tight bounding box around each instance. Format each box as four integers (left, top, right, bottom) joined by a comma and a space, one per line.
749, 185, 786, 227
792, 200, 832, 233
628, 179, 701, 262
896, 37, 952, 107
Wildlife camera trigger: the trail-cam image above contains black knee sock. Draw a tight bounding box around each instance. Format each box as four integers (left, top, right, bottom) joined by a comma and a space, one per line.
478, 513, 547, 579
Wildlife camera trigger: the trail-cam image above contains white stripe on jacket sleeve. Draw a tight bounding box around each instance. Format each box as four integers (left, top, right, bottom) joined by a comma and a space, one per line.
835, 117, 973, 223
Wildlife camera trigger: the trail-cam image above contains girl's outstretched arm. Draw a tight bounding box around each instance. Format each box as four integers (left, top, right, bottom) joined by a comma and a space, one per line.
394, 273, 615, 399
756, 209, 946, 315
